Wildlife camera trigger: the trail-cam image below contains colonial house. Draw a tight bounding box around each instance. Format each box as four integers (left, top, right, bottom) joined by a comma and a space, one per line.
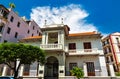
102, 32, 120, 75
17, 24, 108, 79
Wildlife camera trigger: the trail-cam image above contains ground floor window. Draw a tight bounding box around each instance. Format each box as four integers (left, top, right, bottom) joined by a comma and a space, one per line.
69, 63, 77, 70
6, 67, 13, 76
69, 63, 77, 75
23, 64, 30, 76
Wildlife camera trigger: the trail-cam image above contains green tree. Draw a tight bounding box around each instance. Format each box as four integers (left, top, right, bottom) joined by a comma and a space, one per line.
9, 2, 16, 9
0, 43, 46, 79
70, 67, 84, 79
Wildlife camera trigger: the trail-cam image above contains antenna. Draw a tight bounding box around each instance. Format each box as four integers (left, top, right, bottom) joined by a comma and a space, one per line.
44, 19, 47, 25
61, 18, 63, 24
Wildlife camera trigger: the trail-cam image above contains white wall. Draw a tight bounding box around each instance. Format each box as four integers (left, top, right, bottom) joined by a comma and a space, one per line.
66, 56, 102, 76
66, 37, 103, 50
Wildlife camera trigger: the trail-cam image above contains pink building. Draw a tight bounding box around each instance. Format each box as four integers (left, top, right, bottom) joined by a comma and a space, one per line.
0, 4, 41, 75
0, 4, 41, 43
102, 32, 120, 75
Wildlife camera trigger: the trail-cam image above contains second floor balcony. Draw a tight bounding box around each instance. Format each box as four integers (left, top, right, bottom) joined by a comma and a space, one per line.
68, 49, 103, 56
40, 44, 63, 51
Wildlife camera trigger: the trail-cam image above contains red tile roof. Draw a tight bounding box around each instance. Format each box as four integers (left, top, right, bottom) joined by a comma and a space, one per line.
21, 31, 99, 40
22, 36, 42, 40
68, 31, 98, 37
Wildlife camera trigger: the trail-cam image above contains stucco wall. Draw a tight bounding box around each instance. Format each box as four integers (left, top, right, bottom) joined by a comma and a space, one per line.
111, 34, 120, 63
65, 37, 103, 50
66, 56, 101, 76
1, 10, 41, 42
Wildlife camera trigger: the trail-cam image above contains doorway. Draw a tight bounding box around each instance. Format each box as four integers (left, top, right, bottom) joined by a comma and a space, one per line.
45, 56, 58, 79
86, 62, 95, 76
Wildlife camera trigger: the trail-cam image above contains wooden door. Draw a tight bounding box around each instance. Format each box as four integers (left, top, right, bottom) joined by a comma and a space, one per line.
86, 62, 95, 76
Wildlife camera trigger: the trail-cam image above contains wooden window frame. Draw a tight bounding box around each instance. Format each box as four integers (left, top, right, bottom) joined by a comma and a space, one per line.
83, 42, 92, 52
7, 27, 11, 34
69, 43, 76, 50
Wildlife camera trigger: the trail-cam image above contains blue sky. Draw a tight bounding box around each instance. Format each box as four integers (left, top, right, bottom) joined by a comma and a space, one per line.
0, 0, 120, 35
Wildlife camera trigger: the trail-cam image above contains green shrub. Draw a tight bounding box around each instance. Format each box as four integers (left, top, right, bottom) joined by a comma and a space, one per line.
70, 67, 84, 79
115, 72, 120, 76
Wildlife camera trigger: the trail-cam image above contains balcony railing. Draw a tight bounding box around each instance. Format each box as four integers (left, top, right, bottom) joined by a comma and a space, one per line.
40, 44, 63, 50
68, 49, 103, 55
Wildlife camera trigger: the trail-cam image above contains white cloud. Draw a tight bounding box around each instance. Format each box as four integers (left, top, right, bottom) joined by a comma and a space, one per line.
30, 4, 98, 33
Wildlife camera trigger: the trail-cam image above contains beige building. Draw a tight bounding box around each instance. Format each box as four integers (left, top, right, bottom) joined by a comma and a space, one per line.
102, 32, 120, 74
18, 24, 108, 79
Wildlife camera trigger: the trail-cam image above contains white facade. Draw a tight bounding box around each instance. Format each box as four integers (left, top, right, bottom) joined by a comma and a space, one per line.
17, 24, 108, 78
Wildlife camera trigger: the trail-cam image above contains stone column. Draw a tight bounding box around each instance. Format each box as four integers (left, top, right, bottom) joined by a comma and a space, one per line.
42, 32, 47, 44
83, 63, 87, 77
59, 65, 65, 77
99, 55, 108, 76
58, 31, 61, 44
109, 63, 115, 77
58, 53, 65, 77
2, 65, 7, 76
38, 64, 44, 79
19, 65, 24, 76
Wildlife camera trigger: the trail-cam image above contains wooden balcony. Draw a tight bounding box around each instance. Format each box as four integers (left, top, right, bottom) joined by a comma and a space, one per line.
105, 52, 112, 57
40, 44, 63, 51
68, 49, 103, 56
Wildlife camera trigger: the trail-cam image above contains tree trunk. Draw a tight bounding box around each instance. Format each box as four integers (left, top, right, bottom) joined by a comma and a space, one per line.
14, 60, 21, 79
14, 70, 19, 79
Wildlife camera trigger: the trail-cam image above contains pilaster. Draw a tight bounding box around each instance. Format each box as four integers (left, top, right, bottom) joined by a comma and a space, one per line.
38, 64, 44, 78
19, 65, 24, 76
99, 55, 108, 76
109, 63, 115, 77
2, 65, 7, 76
58, 53, 65, 77
83, 63, 87, 77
